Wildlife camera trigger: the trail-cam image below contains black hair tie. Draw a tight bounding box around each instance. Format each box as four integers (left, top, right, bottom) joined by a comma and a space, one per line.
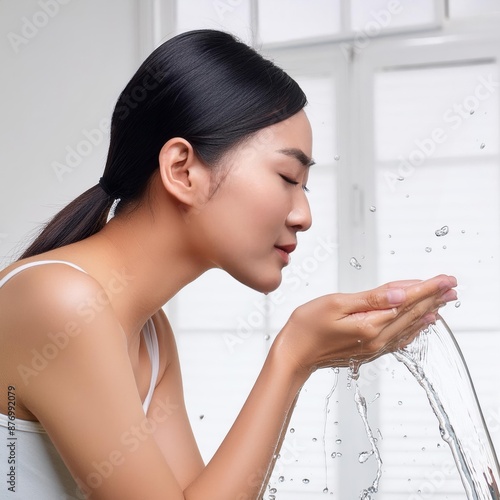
99, 177, 116, 199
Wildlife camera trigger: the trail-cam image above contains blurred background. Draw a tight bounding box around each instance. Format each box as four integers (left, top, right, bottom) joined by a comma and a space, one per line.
1, 1, 499, 498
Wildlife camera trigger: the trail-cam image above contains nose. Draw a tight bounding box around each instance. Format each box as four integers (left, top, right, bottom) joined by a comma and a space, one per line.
286, 192, 312, 232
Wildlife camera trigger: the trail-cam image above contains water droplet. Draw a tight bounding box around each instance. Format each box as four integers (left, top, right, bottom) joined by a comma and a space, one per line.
336, 439, 342, 444
312, 437, 317, 442
337, 452, 342, 457
334, 155, 340, 161
289, 428, 295, 433
269, 487, 277, 494
349, 257, 362, 270
359, 451, 374, 463
369, 205, 376, 212
199, 414, 204, 420
323, 487, 329, 493
403, 434, 407, 438
425, 247, 432, 253
480, 143, 485, 149
422, 446, 426, 451
398, 401, 403, 405
470, 109, 475, 115
443, 245, 447, 249
437, 443, 441, 448
302, 478, 310, 484
264, 334, 270, 340
397, 176, 404, 181
388, 234, 392, 238
455, 301, 461, 308
461, 229, 466, 234
405, 194, 410, 198
390, 250, 395, 255
333, 420, 339, 425
278, 476, 285, 482
331, 452, 337, 458
435, 225, 449, 237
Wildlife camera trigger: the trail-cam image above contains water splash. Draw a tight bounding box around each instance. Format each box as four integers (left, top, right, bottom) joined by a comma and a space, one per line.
435, 225, 449, 237
348, 361, 384, 499
322, 368, 339, 494
350, 257, 362, 270
359, 450, 374, 463
393, 317, 500, 499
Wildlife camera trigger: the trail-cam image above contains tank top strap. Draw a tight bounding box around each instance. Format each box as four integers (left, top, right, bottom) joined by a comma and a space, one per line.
0, 260, 87, 288
141, 318, 160, 415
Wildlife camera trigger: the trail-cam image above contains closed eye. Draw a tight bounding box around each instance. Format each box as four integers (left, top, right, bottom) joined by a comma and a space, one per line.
279, 174, 310, 193
280, 174, 299, 186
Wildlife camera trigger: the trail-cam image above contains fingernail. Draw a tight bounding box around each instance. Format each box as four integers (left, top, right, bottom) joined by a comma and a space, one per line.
387, 288, 406, 305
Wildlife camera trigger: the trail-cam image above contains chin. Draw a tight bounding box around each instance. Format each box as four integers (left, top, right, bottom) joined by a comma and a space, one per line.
245, 272, 283, 294
221, 262, 283, 294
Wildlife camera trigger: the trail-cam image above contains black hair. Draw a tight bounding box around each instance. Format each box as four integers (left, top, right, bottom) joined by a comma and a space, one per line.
20, 29, 307, 259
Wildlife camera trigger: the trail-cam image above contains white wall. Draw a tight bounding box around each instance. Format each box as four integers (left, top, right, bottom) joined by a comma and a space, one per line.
0, 0, 142, 267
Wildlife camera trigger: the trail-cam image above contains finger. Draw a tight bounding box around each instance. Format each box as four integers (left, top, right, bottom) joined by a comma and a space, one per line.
378, 285, 455, 345
340, 287, 408, 315
343, 275, 457, 316
399, 275, 457, 310
380, 279, 422, 289
344, 278, 457, 351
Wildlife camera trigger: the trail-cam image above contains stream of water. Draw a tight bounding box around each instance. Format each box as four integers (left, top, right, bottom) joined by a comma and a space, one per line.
354, 315, 500, 499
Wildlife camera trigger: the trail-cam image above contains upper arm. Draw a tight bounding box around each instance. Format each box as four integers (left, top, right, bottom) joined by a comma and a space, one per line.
2, 266, 185, 500
148, 310, 205, 490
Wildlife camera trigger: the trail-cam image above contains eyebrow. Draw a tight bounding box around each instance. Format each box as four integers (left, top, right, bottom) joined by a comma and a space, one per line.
277, 148, 315, 168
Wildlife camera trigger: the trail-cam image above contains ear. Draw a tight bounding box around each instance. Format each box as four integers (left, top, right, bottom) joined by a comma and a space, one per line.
158, 138, 211, 210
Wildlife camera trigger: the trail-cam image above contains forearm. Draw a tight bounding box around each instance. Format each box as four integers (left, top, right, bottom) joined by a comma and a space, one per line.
184, 336, 308, 500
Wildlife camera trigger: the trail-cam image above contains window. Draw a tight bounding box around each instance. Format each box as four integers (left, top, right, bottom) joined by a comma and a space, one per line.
144, 2, 500, 498
349, 24, 500, 500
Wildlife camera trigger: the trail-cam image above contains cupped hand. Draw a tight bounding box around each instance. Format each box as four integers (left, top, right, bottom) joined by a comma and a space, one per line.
276, 274, 458, 375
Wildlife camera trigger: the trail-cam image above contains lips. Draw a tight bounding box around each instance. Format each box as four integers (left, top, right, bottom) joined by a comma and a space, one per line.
274, 243, 296, 265
275, 244, 297, 254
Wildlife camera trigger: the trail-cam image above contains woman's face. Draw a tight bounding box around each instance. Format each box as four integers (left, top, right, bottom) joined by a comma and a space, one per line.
191, 110, 313, 293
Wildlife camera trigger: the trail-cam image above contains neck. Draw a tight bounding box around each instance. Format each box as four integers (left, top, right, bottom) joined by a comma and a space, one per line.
55, 194, 212, 336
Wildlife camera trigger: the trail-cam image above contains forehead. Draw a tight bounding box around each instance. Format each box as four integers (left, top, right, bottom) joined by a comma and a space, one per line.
236, 110, 313, 160
263, 110, 312, 153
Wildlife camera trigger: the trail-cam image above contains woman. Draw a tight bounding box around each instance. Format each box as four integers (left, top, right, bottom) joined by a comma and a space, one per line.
0, 30, 457, 499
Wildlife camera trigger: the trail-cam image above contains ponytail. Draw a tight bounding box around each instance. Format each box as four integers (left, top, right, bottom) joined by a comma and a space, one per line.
19, 185, 113, 259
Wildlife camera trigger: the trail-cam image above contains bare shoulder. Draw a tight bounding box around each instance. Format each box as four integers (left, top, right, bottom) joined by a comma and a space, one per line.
0, 261, 125, 416
0, 260, 102, 310
0, 263, 187, 498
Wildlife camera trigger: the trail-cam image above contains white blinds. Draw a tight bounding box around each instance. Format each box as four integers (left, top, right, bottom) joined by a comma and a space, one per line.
373, 61, 500, 499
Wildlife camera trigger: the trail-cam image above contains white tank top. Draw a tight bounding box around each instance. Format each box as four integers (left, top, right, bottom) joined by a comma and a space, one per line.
0, 260, 160, 499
